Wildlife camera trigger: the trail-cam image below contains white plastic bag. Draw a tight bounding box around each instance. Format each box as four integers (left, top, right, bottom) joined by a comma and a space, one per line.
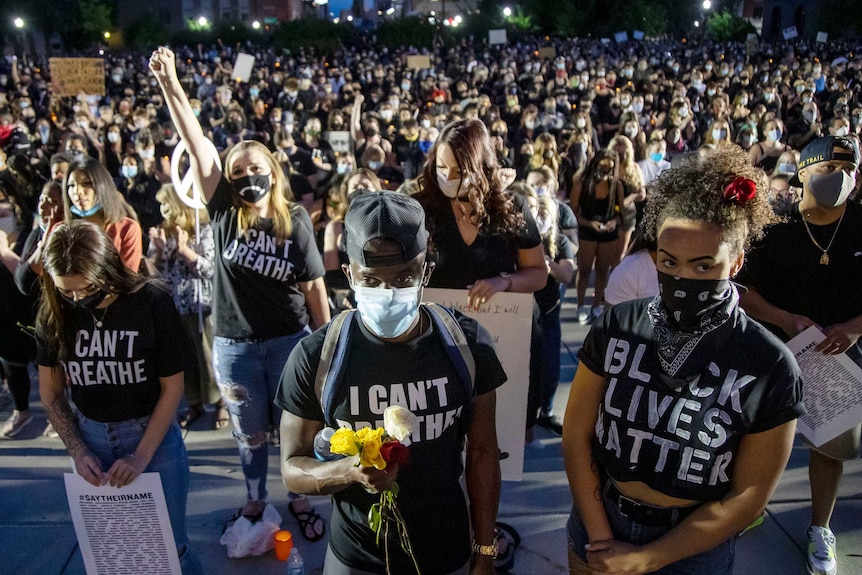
219, 503, 283, 558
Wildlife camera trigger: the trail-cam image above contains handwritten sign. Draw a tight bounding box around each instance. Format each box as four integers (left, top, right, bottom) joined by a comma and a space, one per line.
65, 472, 180, 575
406, 55, 432, 70
424, 288, 532, 480
787, 326, 862, 447
49, 58, 105, 97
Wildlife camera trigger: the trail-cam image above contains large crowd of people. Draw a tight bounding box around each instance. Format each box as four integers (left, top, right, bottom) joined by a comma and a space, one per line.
0, 31, 859, 575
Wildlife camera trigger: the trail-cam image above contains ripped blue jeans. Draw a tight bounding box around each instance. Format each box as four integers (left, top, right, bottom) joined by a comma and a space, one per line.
212, 328, 310, 503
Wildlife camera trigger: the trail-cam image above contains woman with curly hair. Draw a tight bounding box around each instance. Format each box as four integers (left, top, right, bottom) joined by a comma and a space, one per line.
562, 146, 803, 575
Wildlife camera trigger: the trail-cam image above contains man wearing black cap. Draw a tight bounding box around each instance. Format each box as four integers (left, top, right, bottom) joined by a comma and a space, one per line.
738, 135, 861, 575
276, 191, 506, 574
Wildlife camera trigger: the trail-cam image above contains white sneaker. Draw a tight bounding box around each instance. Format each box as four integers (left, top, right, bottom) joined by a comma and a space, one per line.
807, 525, 837, 575
577, 305, 589, 324
2, 411, 34, 438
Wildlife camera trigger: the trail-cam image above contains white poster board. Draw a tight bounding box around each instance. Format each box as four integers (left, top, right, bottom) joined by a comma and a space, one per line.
325, 130, 352, 154
65, 472, 180, 575
424, 289, 532, 480
614, 31, 629, 43
816, 31, 828, 43
489, 29, 508, 45
233, 53, 256, 83
787, 326, 862, 447
632, 30, 645, 41
782, 26, 799, 40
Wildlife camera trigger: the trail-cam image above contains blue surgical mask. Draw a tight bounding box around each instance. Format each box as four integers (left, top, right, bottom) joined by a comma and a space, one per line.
368, 160, 383, 170
354, 285, 421, 339
649, 152, 664, 163
121, 165, 138, 179
70, 203, 103, 218
419, 140, 433, 155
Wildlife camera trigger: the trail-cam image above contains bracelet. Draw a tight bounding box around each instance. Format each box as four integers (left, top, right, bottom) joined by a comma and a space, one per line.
471, 541, 497, 558
499, 272, 513, 292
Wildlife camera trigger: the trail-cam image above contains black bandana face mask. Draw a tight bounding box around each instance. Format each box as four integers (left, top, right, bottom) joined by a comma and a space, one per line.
656, 271, 732, 332
231, 174, 271, 203
59, 290, 107, 310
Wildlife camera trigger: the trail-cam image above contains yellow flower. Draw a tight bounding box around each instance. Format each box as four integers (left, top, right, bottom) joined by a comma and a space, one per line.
329, 427, 360, 456
356, 427, 387, 470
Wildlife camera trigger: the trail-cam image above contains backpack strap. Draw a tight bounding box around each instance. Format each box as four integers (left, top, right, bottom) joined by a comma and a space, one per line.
424, 303, 475, 395
314, 309, 356, 427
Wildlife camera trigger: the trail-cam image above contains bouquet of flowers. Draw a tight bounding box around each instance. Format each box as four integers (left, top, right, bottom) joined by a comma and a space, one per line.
328, 405, 421, 574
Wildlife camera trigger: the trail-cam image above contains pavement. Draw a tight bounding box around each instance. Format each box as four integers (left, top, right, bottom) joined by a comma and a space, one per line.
1, 297, 861, 575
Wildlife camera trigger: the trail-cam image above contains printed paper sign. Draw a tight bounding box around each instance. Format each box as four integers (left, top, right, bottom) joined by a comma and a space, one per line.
65, 472, 180, 575
787, 326, 862, 447
424, 289, 533, 480
816, 32, 828, 43
632, 30, 645, 40
406, 55, 432, 70
488, 29, 508, 45
614, 31, 629, 43
782, 26, 799, 40
49, 58, 105, 96
325, 130, 351, 154
233, 53, 256, 83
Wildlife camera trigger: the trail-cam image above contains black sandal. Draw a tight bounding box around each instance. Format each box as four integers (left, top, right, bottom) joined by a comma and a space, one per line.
288, 500, 326, 542
178, 404, 205, 429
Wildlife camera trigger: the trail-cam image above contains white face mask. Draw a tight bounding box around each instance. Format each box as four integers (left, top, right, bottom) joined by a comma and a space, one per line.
834, 126, 849, 137
576, 118, 586, 129
437, 170, 468, 198
0, 215, 15, 235
537, 216, 552, 236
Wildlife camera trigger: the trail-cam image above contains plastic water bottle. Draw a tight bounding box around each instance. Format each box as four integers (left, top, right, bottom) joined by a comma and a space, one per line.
313, 427, 340, 461
286, 547, 304, 575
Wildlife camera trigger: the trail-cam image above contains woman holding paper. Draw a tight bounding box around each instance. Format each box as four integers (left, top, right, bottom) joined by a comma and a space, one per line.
562, 146, 804, 575
36, 220, 203, 574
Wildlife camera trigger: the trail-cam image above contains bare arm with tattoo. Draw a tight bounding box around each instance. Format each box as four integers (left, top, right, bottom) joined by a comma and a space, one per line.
39, 365, 106, 486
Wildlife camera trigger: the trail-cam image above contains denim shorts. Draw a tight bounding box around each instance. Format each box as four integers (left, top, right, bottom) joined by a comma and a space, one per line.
566, 491, 735, 575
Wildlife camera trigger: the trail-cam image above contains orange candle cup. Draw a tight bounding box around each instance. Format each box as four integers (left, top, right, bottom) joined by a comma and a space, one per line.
274, 529, 293, 560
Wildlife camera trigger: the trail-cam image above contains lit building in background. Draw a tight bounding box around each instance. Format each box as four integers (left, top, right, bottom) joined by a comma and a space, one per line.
115, 0, 302, 34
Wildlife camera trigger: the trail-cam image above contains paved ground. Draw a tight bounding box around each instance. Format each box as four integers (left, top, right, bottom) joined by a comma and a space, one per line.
1, 298, 860, 574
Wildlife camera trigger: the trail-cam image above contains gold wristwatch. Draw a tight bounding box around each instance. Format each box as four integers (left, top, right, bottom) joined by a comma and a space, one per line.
471, 541, 497, 558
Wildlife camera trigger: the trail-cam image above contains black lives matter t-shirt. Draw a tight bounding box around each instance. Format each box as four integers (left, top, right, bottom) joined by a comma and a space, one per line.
427, 193, 542, 288
578, 298, 803, 501
737, 201, 862, 356
36, 284, 192, 423
207, 177, 326, 339
276, 310, 507, 575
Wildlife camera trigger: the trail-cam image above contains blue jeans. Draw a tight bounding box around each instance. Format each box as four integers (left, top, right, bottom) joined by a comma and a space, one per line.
212, 328, 310, 503
567, 496, 735, 575
77, 413, 203, 575
540, 303, 563, 416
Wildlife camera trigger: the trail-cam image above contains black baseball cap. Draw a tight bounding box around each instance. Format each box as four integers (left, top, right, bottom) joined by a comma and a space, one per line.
790, 135, 860, 186
344, 191, 428, 267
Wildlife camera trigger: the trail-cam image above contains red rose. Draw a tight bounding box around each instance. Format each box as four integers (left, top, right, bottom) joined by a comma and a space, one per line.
723, 177, 757, 206
380, 441, 410, 469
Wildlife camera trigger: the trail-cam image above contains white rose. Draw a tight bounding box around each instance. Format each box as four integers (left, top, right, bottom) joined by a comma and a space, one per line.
383, 405, 417, 444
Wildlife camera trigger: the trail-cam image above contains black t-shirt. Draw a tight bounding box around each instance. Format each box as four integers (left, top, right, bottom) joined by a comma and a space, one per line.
36, 284, 192, 422
427, 193, 542, 288
578, 298, 803, 501
207, 177, 326, 339
737, 201, 862, 354
275, 310, 507, 574
1, 227, 37, 362
535, 233, 575, 315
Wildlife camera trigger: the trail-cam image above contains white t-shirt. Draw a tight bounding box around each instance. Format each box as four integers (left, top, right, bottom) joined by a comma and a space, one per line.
605, 250, 659, 305
637, 158, 671, 186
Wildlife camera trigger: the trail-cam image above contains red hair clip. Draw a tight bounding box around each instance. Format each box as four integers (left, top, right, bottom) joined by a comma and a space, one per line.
723, 177, 757, 206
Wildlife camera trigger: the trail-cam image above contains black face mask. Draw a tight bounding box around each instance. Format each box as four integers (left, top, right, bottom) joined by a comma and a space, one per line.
657, 271, 732, 331
231, 174, 271, 203
59, 289, 107, 310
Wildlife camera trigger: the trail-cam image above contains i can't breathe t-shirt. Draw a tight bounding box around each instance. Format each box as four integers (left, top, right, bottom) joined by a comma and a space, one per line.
36, 284, 192, 423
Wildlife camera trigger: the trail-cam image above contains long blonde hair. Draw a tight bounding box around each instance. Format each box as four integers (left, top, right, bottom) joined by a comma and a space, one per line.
607, 135, 643, 191
224, 140, 295, 242
528, 132, 560, 175
156, 184, 210, 239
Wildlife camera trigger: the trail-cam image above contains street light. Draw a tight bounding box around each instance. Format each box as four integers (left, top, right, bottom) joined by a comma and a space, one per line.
694, 20, 700, 27
104, 31, 111, 39
13, 17, 24, 29
252, 20, 261, 29
503, 6, 511, 16
198, 16, 208, 27
702, 0, 711, 9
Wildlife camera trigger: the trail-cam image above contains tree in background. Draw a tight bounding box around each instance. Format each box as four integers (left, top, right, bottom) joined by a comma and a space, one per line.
706, 10, 756, 42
